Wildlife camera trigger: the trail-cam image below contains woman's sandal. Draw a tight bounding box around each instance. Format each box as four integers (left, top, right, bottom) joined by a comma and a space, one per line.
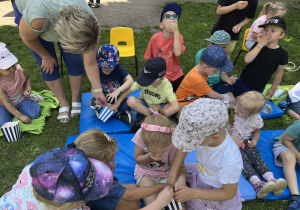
57, 107, 70, 123
71, 102, 81, 117
88, 2, 93, 6
91, 3, 100, 8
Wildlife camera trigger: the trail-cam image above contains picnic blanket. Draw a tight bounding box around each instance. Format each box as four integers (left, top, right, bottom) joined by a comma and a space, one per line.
263, 84, 295, 105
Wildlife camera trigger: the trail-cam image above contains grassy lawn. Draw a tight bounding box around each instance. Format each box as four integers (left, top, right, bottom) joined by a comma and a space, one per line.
1, 2, 300, 209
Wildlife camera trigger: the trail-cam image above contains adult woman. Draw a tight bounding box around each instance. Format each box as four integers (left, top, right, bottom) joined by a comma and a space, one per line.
13, 0, 106, 123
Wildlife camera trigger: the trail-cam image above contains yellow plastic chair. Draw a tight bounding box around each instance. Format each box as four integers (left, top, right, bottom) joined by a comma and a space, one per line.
110, 27, 138, 76
233, 28, 250, 65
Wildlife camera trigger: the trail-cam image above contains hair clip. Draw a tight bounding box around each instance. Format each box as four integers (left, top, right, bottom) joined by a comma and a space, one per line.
149, 108, 161, 115
104, 133, 112, 142
67, 143, 77, 148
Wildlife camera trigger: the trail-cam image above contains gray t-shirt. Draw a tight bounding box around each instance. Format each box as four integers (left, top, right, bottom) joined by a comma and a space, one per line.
273, 120, 300, 151
15, 0, 94, 42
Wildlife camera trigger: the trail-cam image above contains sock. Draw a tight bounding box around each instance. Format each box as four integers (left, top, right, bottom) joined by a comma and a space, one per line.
263, 172, 275, 182
250, 176, 260, 185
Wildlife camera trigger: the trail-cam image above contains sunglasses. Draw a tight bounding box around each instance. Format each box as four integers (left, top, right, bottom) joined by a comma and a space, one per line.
163, 14, 178, 20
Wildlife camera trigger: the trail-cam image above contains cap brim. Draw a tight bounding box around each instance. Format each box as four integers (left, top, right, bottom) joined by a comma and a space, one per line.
0, 55, 18, 70
216, 58, 234, 73
83, 158, 113, 201
160, 3, 182, 22
136, 71, 156, 87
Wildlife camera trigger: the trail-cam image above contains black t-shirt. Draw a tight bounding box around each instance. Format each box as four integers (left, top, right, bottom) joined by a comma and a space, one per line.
211, 0, 258, 40
240, 44, 288, 88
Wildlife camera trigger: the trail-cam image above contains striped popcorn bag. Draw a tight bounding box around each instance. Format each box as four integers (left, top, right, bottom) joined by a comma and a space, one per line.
1, 121, 21, 142
165, 199, 183, 210
98, 106, 116, 122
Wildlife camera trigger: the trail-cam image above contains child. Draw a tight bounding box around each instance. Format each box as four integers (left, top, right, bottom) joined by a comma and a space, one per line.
278, 82, 300, 120
231, 91, 287, 198
167, 98, 243, 209
246, 2, 286, 50
74, 129, 169, 210
117, 57, 180, 132
211, 0, 258, 58
132, 106, 186, 207
195, 30, 237, 104
144, 3, 186, 92
273, 120, 300, 209
176, 45, 233, 117
0, 147, 113, 209
231, 16, 288, 98
0, 43, 41, 127
90, 44, 134, 120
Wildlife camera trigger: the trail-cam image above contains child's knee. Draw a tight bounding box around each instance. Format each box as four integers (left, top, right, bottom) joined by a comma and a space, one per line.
127, 96, 136, 108
281, 151, 296, 165
29, 103, 41, 119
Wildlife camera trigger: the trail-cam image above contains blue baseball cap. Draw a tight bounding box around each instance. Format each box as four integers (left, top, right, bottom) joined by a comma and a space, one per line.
201, 45, 233, 72
97, 44, 120, 69
160, 3, 182, 22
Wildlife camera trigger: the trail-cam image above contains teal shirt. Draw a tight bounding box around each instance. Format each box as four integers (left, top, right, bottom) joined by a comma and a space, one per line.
273, 120, 300, 151
195, 48, 221, 86
15, 0, 94, 42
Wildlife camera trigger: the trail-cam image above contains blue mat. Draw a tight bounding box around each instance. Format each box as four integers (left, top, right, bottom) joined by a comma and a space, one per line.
80, 90, 141, 134
260, 100, 284, 119
66, 130, 298, 201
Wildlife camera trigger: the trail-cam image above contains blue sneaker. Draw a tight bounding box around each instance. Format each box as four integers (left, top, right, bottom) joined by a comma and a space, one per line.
288, 195, 300, 210
278, 100, 289, 111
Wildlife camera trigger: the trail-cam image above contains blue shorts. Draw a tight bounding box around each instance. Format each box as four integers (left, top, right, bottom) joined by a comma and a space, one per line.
286, 94, 300, 114
86, 177, 126, 210
13, 1, 85, 81
272, 141, 295, 167
230, 78, 264, 97
211, 81, 232, 94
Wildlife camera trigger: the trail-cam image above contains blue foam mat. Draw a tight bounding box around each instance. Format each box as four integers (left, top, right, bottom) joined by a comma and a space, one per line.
260, 100, 284, 119
80, 90, 141, 134
66, 130, 299, 201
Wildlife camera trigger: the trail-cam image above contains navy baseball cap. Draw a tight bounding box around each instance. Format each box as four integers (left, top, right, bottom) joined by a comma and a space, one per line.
136, 57, 166, 87
258, 16, 287, 31
97, 44, 120, 69
201, 45, 233, 72
160, 3, 182, 22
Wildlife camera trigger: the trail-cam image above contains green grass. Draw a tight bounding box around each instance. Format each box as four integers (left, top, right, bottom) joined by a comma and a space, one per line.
1, 2, 300, 208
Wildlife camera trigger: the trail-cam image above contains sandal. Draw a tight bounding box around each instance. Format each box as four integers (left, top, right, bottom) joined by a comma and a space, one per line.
57, 107, 70, 123
71, 102, 81, 117
88, 2, 93, 6
91, 3, 100, 8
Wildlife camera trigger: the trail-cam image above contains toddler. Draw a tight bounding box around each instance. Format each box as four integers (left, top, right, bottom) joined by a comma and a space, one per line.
0, 147, 113, 210
74, 129, 168, 210
0, 43, 41, 127
231, 91, 287, 198
246, 2, 286, 50
144, 3, 186, 91
132, 106, 186, 207
90, 44, 134, 120
167, 98, 243, 209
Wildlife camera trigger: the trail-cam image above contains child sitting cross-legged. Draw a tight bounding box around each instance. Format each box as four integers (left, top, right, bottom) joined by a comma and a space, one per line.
90, 44, 134, 120
231, 91, 287, 198
132, 106, 186, 208
74, 129, 169, 210
117, 57, 180, 132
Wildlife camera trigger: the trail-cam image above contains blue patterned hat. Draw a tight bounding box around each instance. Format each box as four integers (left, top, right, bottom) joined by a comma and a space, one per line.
205, 30, 231, 45
201, 45, 233, 72
97, 44, 120, 69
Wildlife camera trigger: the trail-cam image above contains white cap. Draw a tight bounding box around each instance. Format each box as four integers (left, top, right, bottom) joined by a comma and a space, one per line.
0, 43, 18, 70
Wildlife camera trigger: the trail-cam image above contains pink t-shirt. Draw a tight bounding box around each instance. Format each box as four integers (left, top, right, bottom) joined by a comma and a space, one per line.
132, 128, 177, 180
144, 32, 186, 82
246, 15, 267, 41
0, 64, 26, 106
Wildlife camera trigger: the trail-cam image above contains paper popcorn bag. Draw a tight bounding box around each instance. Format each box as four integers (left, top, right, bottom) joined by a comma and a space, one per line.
1, 121, 21, 142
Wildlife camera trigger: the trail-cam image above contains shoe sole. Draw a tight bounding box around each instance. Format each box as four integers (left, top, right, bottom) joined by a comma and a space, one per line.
257, 182, 276, 199
125, 111, 131, 124
273, 178, 287, 196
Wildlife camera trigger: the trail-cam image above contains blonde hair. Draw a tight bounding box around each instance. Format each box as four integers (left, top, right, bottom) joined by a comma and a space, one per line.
33, 188, 85, 210
141, 106, 175, 151
75, 129, 117, 171
259, 2, 286, 17
236, 91, 272, 117
54, 4, 101, 54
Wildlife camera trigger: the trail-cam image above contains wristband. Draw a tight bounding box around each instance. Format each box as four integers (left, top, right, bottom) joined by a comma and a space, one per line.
93, 88, 103, 93
256, 45, 262, 50
42, 56, 50, 59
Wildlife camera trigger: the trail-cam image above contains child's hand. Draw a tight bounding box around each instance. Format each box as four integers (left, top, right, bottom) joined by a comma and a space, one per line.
107, 103, 119, 112
257, 32, 270, 47
174, 179, 186, 192
155, 186, 174, 208
226, 75, 237, 85
235, 1, 248, 10
266, 88, 276, 100
23, 89, 31, 97
236, 140, 243, 148
149, 152, 162, 161
232, 24, 242, 33
247, 140, 257, 148
106, 90, 120, 104
174, 185, 193, 202
19, 115, 31, 124
168, 21, 179, 34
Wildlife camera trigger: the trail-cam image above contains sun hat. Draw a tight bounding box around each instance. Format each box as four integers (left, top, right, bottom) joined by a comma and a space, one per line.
0, 42, 18, 70
172, 98, 228, 152
205, 30, 231, 45
201, 45, 233, 72
160, 3, 182, 22
136, 57, 166, 87
258, 16, 287, 31
97, 44, 120, 69
30, 147, 113, 203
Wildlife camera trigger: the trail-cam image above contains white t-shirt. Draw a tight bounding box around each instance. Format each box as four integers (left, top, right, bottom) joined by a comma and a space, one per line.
196, 130, 243, 188
289, 82, 300, 103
